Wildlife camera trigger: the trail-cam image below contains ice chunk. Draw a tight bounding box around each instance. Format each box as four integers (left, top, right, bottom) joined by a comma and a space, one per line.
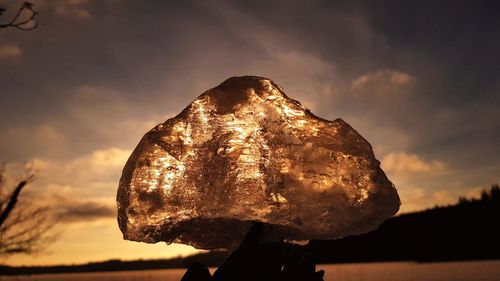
117, 76, 400, 249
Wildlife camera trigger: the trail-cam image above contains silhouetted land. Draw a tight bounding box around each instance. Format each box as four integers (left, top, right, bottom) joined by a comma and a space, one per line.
1, 184, 499, 276
0, 251, 229, 276
310, 184, 500, 264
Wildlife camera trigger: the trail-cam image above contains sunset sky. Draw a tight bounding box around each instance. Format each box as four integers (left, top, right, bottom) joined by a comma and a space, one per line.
1, 0, 499, 266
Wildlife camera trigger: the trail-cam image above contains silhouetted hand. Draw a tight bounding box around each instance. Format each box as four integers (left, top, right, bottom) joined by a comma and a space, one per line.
180, 262, 211, 281
181, 222, 324, 281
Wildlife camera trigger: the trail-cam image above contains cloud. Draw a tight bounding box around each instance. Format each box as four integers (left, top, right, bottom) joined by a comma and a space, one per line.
397, 186, 457, 213
0, 125, 67, 160
381, 152, 445, 173
54, 196, 115, 222
0, 147, 133, 214
351, 69, 416, 91
3, 148, 127, 224
1, 171, 115, 224
0, 82, 161, 161
54, 0, 91, 19
27, 147, 131, 188
248, 49, 339, 112
0, 44, 22, 58
464, 186, 489, 200
70, 147, 131, 173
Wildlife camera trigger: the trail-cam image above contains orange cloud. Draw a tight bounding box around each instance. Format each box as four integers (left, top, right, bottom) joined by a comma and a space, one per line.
0, 44, 22, 58
351, 69, 416, 91
381, 152, 445, 173
55, 0, 91, 19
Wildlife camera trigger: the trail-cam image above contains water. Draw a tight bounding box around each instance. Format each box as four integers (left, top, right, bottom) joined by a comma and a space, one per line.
321, 261, 500, 281
1, 260, 499, 281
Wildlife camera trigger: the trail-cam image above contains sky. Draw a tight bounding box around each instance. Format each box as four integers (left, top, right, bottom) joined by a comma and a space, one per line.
0, 0, 499, 266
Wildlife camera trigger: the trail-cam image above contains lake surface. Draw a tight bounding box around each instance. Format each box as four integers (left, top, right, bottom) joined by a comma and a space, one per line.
1, 260, 499, 281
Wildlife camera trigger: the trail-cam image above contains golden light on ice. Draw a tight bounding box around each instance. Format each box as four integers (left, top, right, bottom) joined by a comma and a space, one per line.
117, 76, 400, 249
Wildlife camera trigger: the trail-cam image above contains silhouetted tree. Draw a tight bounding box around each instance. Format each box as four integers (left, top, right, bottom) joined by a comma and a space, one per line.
0, 166, 57, 255
458, 183, 500, 205
309, 183, 500, 263
0, 1, 37, 30
490, 183, 500, 199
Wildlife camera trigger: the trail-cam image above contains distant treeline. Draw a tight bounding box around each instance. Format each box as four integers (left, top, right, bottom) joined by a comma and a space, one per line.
0, 251, 228, 276
309, 184, 500, 263
1, 184, 499, 276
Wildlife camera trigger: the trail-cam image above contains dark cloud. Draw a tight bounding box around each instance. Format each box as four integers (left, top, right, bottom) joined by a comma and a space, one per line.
54, 197, 115, 223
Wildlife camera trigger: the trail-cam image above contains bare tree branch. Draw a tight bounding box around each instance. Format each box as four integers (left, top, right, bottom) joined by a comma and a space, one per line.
0, 1, 38, 31
0, 180, 27, 228
0, 167, 58, 256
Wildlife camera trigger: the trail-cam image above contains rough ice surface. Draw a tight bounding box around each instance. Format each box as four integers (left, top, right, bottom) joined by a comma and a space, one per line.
117, 76, 400, 249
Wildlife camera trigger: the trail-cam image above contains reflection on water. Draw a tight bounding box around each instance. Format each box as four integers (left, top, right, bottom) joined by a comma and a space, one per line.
0, 269, 186, 281
320, 260, 500, 281
1, 260, 499, 281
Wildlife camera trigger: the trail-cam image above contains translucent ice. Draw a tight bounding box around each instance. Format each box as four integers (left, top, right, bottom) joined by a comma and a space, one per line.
117, 76, 400, 249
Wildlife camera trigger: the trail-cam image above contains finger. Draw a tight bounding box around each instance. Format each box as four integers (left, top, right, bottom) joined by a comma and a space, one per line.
181, 262, 212, 281
238, 221, 264, 251
313, 269, 325, 281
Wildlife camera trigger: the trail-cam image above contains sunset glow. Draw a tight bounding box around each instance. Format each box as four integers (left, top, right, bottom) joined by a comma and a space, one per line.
1, 0, 499, 267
